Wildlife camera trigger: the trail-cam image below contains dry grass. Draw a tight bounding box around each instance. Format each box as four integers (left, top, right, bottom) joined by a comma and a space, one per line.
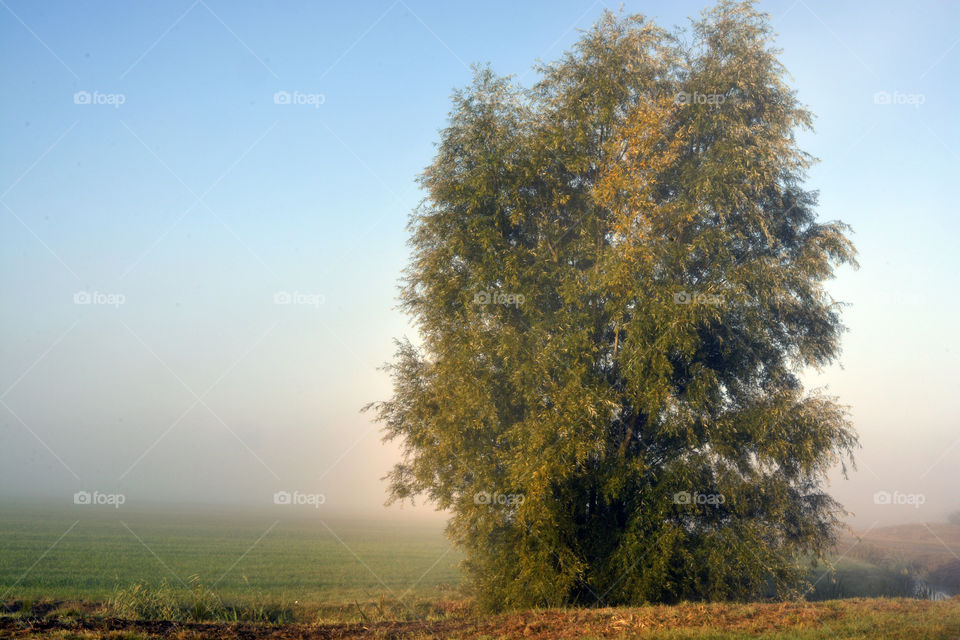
2, 597, 959, 639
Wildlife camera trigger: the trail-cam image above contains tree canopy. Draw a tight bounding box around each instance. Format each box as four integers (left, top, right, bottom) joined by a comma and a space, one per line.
368, 0, 858, 610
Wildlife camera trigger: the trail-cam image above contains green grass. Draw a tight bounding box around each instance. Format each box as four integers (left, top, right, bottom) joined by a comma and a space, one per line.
3, 502, 956, 630
2, 506, 959, 638
0, 503, 462, 607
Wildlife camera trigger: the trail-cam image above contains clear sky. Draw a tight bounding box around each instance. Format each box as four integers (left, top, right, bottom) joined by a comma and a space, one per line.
1, 0, 957, 528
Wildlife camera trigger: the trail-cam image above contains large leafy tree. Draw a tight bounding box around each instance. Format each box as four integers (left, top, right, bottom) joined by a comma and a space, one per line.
369, 0, 857, 610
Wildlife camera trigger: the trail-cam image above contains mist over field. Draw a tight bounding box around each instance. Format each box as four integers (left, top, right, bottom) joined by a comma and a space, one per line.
2, 0, 957, 530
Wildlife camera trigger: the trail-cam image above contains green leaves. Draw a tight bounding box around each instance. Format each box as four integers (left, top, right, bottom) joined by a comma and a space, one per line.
370, 1, 857, 611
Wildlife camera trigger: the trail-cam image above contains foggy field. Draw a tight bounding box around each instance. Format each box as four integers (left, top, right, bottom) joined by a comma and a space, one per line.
3, 503, 959, 622
0, 505, 461, 607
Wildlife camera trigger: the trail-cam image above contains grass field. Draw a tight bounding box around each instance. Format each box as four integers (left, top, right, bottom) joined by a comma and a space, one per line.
5, 503, 959, 606
0, 503, 462, 610
4, 503, 960, 637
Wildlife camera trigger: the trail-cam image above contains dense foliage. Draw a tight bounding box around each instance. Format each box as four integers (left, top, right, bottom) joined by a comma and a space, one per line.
369, 0, 858, 610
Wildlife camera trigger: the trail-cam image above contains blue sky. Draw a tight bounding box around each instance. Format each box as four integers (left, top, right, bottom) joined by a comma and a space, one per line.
1, 0, 958, 526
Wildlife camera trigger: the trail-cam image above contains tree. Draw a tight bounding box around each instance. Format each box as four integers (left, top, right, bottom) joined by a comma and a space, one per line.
367, 0, 858, 611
